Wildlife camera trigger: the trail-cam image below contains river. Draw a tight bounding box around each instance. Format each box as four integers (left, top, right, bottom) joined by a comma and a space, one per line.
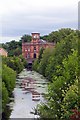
8, 69, 48, 119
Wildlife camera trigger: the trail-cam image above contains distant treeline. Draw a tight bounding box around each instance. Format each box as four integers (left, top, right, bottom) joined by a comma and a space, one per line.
32, 29, 80, 119
1, 28, 78, 57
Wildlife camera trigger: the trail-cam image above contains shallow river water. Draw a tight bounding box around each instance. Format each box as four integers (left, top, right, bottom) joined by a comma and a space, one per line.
9, 69, 48, 119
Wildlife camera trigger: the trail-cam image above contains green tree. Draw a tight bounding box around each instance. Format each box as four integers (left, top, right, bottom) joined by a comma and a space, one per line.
33, 47, 44, 71
36, 29, 79, 119
19, 55, 28, 68
38, 50, 78, 119
14, 48, 22, 56
2, 56, 26, 74
2, 40, 22, 56
21, 34, 31, 42
2, 82, 8, 112
45, 32, 78, 81
2, 64, 16, 96
38, 47, 53, 76
47, 28, 75, 43
32, 59, 39, 71
61, 80, 78, 119
38, 47, 44, 63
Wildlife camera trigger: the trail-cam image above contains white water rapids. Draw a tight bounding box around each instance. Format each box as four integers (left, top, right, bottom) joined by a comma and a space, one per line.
9, 69, 48, 119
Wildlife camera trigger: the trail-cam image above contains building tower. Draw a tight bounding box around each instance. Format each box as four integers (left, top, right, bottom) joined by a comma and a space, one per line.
31, 33, 40, 43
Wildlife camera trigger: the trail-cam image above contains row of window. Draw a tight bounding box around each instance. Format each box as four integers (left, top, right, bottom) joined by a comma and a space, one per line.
26, 53, 36, 59
25, 47, 36, 52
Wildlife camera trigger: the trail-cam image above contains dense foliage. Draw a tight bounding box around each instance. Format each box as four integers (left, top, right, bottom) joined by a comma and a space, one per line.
2, 82, 8, 112
1, 33, 30, 114
1, 40, 22, 56
2, 63, 16, 112
1, 34, 32, 56
2, 55, 27, 74
40, 28, 75, 43
21, 34, 32, 42
2, 55, 27, 113
2, 64, 16, 95
33, 29, 79, 119
1, 28, 79, 119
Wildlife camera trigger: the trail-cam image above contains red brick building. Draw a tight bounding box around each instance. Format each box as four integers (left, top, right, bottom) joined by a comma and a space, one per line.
22, 33, 55, 63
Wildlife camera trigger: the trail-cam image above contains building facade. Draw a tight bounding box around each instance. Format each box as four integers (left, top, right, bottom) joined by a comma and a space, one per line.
22, 33, 55, 62
0, 48, 8, 57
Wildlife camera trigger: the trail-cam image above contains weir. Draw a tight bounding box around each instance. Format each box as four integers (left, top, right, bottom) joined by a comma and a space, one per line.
9, 69, 48, 119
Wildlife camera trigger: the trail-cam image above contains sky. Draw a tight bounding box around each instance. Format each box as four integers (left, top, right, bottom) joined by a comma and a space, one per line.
0, 0, 79, 43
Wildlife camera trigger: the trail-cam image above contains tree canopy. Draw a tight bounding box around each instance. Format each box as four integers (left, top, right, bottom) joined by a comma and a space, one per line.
33, 29, 79, 119
21, 34, 32, 42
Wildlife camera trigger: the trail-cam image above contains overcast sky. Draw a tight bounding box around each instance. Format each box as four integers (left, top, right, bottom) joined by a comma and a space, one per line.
0, 0, 79, 43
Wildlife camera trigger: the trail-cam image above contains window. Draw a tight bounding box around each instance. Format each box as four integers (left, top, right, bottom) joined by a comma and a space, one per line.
28, 48, 30, 51
34, 46, 36, 50
27, 53, 30, 58
34, 53, 36, 58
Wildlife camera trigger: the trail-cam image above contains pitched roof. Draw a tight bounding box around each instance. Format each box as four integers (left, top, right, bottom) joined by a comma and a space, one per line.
0, 48, 8, 53
38, 39, 47, 44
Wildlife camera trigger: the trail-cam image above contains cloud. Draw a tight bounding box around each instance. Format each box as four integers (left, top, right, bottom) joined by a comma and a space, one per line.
0, 36, 21, 43
0, 0, 79, 43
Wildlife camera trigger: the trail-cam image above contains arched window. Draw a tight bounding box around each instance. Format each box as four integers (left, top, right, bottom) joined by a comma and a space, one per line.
34, 53, 36, 58
27, 53, 30, 58
34, 46, 36, 50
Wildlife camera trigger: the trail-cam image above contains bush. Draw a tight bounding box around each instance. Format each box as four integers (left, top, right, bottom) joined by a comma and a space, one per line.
2, 64, 16, 96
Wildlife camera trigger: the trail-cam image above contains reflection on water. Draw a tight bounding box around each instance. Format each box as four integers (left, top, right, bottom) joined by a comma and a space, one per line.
9, 69, 48, 119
